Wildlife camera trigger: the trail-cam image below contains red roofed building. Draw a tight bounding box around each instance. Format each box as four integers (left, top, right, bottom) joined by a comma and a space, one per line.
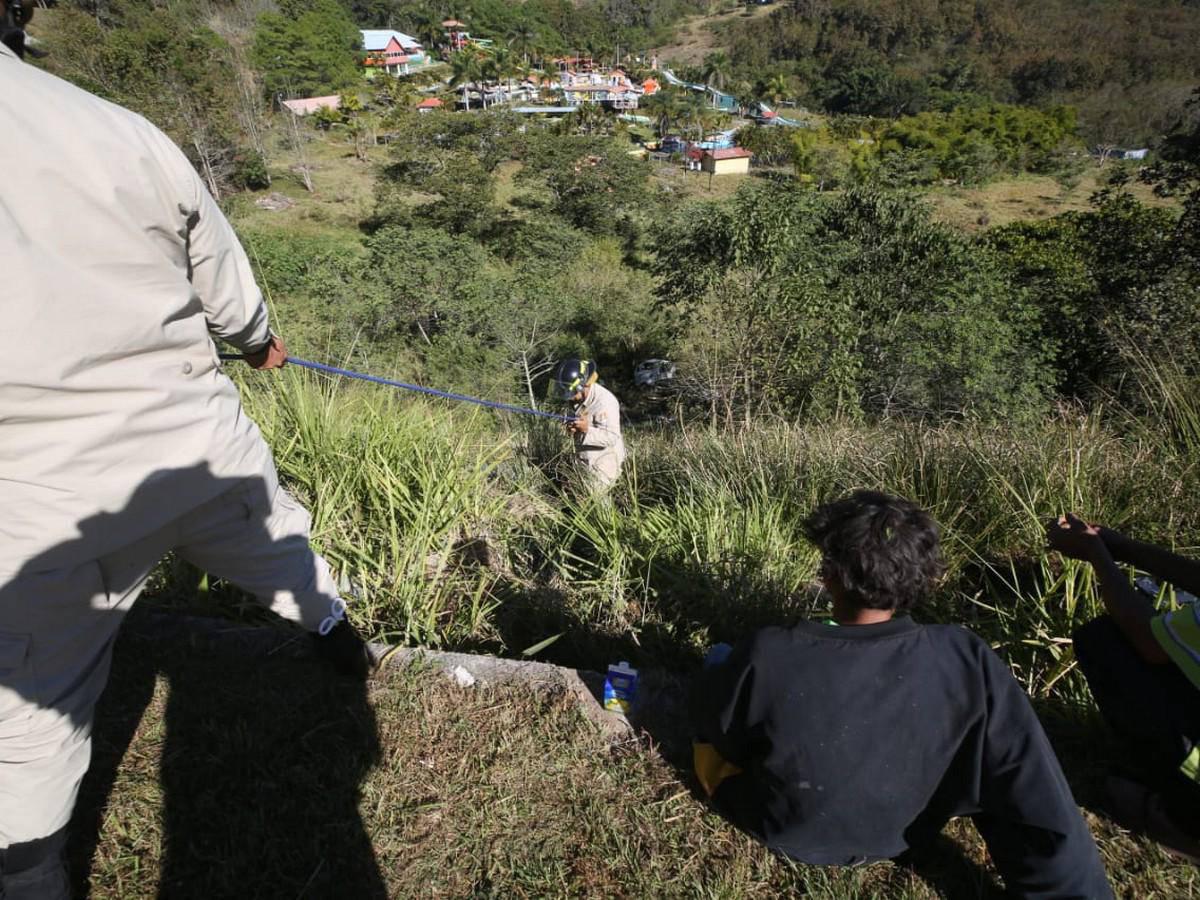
690, 146, 753, 176
416, 97, 444, 112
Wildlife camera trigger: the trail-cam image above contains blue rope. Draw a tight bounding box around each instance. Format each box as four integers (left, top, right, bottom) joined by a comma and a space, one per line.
220, 354, 574, 423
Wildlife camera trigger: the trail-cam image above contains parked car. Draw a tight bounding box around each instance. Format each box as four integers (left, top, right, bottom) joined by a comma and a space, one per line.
634, 358, 677, 388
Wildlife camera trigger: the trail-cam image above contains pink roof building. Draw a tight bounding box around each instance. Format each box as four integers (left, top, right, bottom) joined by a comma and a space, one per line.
281, 95, 341, 116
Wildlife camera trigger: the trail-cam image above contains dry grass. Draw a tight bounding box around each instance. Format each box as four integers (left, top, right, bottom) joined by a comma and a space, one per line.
656, 1, 779, 66
927, 167, 1176, 233
650, 160, 761, 201
70, 610, 1200, 898
492, 158, 532, 211
227, 126, 384, 234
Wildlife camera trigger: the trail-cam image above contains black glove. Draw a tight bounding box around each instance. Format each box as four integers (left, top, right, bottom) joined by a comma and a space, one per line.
312, 621, 374, 680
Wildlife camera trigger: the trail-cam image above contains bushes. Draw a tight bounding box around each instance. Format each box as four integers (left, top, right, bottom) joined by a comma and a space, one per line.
986, 189, 1200, 400
655, 184, 1053, 423
878, 104, 1082, 184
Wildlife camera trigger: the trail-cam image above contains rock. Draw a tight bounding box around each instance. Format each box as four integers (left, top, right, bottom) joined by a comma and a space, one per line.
447, 664, 477, 687
255, 192, 295, 211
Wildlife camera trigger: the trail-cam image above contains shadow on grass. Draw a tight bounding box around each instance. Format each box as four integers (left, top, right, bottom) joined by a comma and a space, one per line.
69, 607, 384, 898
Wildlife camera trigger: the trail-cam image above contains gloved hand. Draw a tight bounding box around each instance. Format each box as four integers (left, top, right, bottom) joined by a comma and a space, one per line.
312, 620, 375, 680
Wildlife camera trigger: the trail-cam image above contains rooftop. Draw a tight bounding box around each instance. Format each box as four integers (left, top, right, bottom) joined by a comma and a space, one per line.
360, 29, 422, 51
704, 147, 753, 160
280, 95, 341, 116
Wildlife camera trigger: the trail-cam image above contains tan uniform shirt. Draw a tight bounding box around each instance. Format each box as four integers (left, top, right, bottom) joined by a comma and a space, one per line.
572, 382, 626, 481
0, 44, 275, 576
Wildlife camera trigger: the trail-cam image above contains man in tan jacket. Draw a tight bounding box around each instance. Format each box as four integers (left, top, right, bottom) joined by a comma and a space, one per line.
0, 10, 368, 897
553, 358, 626, 490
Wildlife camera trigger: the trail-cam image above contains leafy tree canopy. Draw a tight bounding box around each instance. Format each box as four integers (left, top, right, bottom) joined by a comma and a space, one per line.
253, 0, 362, 100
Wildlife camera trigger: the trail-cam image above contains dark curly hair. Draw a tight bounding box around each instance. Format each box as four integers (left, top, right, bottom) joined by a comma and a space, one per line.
802, 490, 944, 613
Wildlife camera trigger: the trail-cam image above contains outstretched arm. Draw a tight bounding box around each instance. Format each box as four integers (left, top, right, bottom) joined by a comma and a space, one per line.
1099, 527, 1200, 597
1047, 514, 1169, 664
975, 649, 1114, 899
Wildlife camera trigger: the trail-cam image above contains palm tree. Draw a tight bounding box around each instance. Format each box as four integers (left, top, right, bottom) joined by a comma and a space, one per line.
411, 12, 442, 57
764, 73, 789, 110
490, 47, 516, 104
507, 22, 538, 66
449, 51, 482, 110
681, 93, 708, 140
648, 92, 682, 138
570, 102, 610, 136
701, 51, 731, 94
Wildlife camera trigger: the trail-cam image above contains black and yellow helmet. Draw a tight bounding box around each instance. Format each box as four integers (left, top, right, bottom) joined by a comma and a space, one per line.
553, 358, 597, 400
2, 0, 38, 59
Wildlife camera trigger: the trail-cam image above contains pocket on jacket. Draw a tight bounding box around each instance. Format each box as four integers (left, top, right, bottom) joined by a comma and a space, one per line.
0, 631, 35, 740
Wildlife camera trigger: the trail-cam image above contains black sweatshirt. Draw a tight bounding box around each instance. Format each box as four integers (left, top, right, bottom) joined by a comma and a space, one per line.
691, 617, 1112, 899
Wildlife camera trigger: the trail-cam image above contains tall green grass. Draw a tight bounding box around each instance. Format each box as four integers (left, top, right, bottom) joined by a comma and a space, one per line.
233, 364, 1200, 704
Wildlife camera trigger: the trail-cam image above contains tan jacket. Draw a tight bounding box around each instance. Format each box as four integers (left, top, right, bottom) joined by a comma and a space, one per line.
572, 382, 626, 474
0, 44, 276, 575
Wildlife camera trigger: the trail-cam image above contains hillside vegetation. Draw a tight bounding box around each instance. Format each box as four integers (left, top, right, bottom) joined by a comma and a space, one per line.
695, 0, 1200, 145
21, 0, 1200, 894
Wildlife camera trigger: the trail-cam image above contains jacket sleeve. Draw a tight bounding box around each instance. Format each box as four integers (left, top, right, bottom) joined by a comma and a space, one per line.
690, 633, 774, 767
974, 649, 1113, 899
580, 390, 623, 451
184, 171, 272, 353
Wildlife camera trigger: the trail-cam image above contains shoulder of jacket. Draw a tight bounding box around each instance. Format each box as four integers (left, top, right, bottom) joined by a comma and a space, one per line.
597, 382, 620, 403
744, 625, 793, 656
15, 60, 198, 207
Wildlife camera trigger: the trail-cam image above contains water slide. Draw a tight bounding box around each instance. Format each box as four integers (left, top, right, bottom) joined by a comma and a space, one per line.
754, 102, 807, 127
660, 69, 738, 112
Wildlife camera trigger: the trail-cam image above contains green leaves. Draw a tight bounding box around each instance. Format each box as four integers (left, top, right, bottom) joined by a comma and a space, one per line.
518, 134, 652, 232
252, 0, 362, 100
657, 185, 1053, 422
878, 104, 1083, 185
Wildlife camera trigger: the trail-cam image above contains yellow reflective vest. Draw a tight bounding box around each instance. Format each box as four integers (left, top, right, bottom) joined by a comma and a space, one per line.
1151, 604, 1200, 782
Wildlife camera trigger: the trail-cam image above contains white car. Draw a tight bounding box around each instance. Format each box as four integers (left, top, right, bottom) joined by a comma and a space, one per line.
634, 358, 677, 388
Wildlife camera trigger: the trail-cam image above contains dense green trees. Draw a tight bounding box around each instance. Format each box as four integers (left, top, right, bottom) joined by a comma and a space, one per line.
878, 104, 1082, 184
519, 133, 651, 231
347, 0, 708, 59
715, 0, 1200, 143
656, 186, 1053, 423
988, 187, 1200, 401
253, 0, 362, 99
39, 5, 252, 198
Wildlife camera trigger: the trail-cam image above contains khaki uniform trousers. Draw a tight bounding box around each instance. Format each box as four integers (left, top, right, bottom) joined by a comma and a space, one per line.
580, 450, 623, 491
0, 476, 340, 894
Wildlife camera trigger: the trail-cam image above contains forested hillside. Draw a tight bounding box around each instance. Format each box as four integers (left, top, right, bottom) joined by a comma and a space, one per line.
695, 0, 1200, 145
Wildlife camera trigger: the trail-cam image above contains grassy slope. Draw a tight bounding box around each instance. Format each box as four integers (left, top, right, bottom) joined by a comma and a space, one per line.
925, 167, 1175, 233
229, 126, 1174, 248
184, 123, 1200, 899
654, 1, 779, 66
75, 613, 1199, 898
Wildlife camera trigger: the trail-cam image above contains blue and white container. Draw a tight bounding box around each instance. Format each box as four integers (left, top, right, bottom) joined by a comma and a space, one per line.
603, 661, 639, 714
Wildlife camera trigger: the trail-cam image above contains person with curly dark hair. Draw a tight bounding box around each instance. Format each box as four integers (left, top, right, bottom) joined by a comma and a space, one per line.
691, 490, 1111, 898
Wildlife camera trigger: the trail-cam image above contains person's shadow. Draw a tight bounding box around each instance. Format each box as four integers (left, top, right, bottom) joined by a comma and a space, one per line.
0, 465, 385, 898
68, 607, 384, 898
